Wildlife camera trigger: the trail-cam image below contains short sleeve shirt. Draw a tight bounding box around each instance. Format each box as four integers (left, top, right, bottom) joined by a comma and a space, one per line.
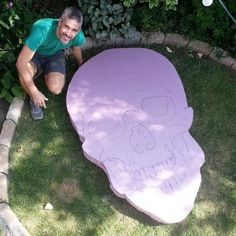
25, 18, 86, 56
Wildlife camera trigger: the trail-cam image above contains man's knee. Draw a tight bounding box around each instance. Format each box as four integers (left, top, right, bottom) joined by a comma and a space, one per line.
49, 85, 63, 95
46, 72, 65, 95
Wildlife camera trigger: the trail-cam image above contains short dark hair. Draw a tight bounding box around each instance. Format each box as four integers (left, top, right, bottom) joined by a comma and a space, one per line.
61, 7, 83, 25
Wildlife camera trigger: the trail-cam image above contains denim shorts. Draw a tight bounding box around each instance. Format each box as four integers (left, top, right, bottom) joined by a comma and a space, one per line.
31, 50, 65, 75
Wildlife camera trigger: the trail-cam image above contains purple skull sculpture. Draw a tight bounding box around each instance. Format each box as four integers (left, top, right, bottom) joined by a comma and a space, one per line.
66, 48, 205, 223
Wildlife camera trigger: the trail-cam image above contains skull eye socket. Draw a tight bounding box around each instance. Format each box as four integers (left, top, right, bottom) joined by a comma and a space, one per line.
141, 96, 175, 123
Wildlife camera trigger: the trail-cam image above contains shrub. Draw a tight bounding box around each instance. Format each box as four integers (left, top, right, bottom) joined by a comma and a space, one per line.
177, 0, 236, 51
131, 0, 236, 56
77, 0, 136, 40
122, 0, 178, 10
131, 2, 177, 32
0, 0, 49, 102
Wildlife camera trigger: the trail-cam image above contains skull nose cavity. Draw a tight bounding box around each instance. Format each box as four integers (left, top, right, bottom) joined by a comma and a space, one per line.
130, 123, 156, 153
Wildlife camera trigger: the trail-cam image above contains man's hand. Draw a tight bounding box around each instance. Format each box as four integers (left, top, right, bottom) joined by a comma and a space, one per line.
72, 46, 83, 66
31, 90, 48, 108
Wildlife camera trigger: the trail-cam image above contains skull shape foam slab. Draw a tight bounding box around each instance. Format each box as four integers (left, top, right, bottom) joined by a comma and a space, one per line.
66, 48, 205, 223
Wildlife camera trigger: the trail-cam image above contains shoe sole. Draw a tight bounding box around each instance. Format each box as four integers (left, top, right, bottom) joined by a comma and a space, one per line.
30, 111, 44, 120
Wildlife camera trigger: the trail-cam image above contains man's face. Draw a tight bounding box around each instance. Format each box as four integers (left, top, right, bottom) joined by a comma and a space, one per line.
57, 16, 81, 44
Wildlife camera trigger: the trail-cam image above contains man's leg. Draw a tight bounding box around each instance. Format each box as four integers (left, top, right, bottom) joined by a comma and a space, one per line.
18, 61, 37, 95
36, 51, 66, 119
28, 55, 45, 120
44, 50, 66, 95
45, 72, 65, 95
17, 59, 44, 120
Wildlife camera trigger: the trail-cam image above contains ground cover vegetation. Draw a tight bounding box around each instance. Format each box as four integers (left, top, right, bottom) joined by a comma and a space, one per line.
0, 0, 235, 103
6, 45, 236, 235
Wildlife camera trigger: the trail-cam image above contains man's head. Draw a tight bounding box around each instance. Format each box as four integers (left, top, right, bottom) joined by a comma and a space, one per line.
57, 7, 83, 44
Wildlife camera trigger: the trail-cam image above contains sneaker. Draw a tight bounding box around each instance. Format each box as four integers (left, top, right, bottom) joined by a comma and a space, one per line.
30, 99, 43, 120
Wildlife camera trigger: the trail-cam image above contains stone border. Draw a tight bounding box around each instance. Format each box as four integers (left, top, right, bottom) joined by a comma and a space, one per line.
0, 97, 30, 236
0, 31, 235, 236
81, 32, 236, 71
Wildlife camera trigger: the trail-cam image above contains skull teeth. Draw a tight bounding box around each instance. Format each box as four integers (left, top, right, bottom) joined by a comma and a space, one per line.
161, 155, 176, 169
129, 155, 186, 191
130, 155, 176, 181
160, 173, 186, 193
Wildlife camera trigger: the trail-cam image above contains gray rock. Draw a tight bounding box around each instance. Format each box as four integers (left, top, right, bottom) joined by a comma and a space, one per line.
209, 50, 236, 68
0, 203, 31, 236
187, 40, 213, 56
0, 173, 8, 203
140, 32, 165, 45
0, 145, 9, 174
164, 33, 189, 47
0, 120, 16, 148
6, 97, 24, 124
219, 56, 236, 67
123, 32, 142, 46
115, 37, 125, 46
231, 62, 236, 71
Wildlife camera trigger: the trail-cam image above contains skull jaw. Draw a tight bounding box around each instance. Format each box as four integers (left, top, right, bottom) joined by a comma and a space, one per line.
82, 131, 204, 223
102, 158, 202, 224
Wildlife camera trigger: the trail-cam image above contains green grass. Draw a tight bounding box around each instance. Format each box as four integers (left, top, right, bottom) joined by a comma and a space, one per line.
8, 45, 236, 236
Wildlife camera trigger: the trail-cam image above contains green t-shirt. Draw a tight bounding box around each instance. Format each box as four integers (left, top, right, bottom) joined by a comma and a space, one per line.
25, 18, 86, 56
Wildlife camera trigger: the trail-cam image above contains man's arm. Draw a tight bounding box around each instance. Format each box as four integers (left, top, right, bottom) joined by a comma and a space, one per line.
16, 45, 48, 108
72, 46, 83, 66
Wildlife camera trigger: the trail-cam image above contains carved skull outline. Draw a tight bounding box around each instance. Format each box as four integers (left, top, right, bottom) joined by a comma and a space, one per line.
67, 48, 205, 223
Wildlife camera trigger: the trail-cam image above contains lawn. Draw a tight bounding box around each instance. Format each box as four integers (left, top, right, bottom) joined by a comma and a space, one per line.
7, 45, 236, 236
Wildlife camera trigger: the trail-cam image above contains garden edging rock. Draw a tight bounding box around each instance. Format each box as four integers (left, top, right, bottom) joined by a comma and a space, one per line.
81, 32, 236, 71
0, 97, 29, 236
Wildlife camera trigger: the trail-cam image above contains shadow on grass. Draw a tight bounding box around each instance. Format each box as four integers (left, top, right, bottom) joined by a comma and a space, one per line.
8, 45, 236, 236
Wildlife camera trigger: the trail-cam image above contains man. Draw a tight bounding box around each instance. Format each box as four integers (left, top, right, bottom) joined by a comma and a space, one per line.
16, 6, 85, 120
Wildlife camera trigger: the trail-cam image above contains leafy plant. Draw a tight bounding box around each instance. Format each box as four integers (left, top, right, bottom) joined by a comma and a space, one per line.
78, 0, 136, 40
131, 2, 177, 32
122, 0, 178, 10
178, 0, 236, 55
131, 0, 236, 56
0, 0, 49, 102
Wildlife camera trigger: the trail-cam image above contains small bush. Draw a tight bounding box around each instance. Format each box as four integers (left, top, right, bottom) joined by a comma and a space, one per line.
78, 0, 136, 40
178, 0, 236, 51
0, 0, 49, 102
131, 2, 178, 32
122, 0, 178, 10
132, 0, 236, 56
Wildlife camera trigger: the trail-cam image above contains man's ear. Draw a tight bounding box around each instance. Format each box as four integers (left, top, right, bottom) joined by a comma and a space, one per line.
58, 18, 62, 26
